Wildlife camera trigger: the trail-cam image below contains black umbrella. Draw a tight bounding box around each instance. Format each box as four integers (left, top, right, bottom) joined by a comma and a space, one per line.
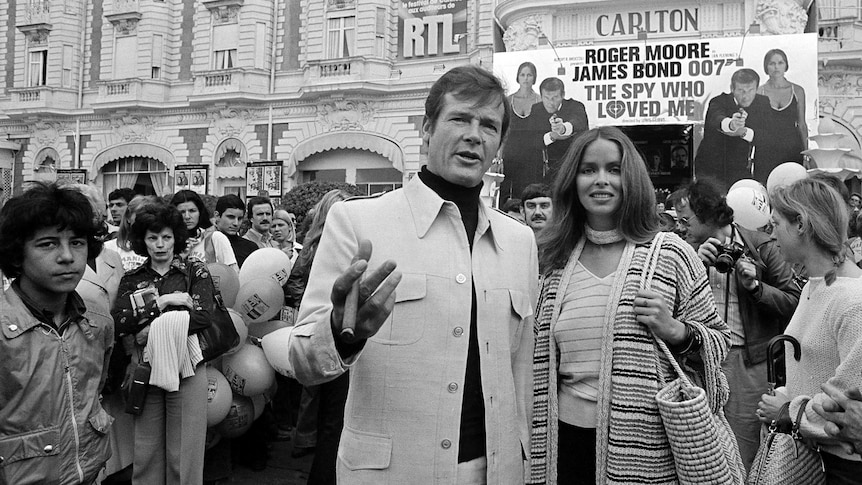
766, 334, 801, 396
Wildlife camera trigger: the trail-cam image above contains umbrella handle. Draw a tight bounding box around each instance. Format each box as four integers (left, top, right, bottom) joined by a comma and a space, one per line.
766, 334, 801, 387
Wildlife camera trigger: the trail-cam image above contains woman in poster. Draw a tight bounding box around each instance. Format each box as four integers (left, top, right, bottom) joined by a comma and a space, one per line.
755, 48, 807, 181
508, 62, 541, 118
501, 62, 544, 202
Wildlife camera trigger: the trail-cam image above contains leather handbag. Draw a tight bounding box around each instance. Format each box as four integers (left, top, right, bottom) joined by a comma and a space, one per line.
642, 232, 746, 485
186, 262, 240, 362
747, 399, 826, 485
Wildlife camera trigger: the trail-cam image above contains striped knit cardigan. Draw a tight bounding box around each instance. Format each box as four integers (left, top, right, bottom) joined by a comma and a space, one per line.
529, 233, 734, 484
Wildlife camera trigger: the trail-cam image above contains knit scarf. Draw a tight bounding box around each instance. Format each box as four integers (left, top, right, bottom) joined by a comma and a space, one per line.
529, 233, 732, 484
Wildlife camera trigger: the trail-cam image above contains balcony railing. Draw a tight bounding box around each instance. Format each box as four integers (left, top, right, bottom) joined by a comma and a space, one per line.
16, 89, 42, 103
113, 0, 141, 14
106, 81, 131, 96
319, 61, 352, 77
4, 86, 78, 113
204, 73, 233, 87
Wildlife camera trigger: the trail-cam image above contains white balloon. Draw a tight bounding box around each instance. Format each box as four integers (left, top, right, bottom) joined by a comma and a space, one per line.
726, 187, 770, 231
239, 248, 292, 288
233, 278, 283, 324
729, 179, 767, 197
766, 162, 808, 194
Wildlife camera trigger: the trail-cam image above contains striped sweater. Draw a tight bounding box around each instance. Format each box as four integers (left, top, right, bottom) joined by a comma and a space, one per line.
530, 233, 735, 484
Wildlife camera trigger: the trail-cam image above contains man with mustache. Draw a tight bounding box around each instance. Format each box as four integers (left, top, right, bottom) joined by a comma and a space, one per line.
243, 195, 279, 249
521, 183, 552, 236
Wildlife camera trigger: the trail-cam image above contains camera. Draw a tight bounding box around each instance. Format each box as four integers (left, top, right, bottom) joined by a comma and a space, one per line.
714, 242, 746, 274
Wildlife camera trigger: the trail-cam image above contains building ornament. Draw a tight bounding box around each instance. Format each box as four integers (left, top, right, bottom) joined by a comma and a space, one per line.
755, 0, 808, 35
114, 18, 139, 35
19, 26, 51, 45
212, 6, 241, 24
111, 115, 155, 142
31, 121, 62, 148
210, 108, 253, 138
316, 100, 375, 131
503, 16, 542, 52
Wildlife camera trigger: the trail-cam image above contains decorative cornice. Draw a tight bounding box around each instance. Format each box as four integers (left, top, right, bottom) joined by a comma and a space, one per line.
18, 24, 52, 44
503, 16, 542, 52
110, 114, 156, 142
203, 0, 243, 24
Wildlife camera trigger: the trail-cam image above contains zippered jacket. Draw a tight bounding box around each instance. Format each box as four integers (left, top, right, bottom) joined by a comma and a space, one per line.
0, 288, 114, 485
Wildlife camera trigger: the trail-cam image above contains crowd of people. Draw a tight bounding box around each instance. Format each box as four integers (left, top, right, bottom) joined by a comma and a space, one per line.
2, 64, 862, 485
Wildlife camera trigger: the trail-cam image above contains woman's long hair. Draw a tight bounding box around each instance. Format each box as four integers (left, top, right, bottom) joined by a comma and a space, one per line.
539, 126, 658, 273
116, 195, 158, 251
771, 178, 848, 278
295, 189, 352, 268
170, 189, 212, 232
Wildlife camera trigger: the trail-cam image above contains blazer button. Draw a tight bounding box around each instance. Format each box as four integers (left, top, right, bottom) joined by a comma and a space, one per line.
8, 324, 17, 332
43, 445, 53, 453
447, 382, 458, 393
441, 439, 451, 449
452, 327, 464, 337
455, 274, 467, 284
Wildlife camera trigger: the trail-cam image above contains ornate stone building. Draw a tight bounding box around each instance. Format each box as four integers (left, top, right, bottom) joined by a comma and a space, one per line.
0, 0, 496, 203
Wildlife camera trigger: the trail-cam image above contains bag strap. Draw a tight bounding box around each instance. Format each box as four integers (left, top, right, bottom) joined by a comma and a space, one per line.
638, 232, 694, 389
791, 398, 810, 438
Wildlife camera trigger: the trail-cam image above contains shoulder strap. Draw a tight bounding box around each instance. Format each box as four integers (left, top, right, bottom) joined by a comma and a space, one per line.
202, 227, 217, 264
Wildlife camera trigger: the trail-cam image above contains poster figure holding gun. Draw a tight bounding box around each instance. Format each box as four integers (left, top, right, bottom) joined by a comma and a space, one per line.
695, 68, 771, 185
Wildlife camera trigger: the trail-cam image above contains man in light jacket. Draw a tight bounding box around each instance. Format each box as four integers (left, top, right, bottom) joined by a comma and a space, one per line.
263, 65, 537, 484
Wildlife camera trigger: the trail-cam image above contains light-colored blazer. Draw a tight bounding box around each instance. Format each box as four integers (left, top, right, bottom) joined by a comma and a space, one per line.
263, 176, 537, 484
76, 247, 124, 313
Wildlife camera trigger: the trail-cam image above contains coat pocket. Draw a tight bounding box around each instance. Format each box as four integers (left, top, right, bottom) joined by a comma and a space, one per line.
369, 273, 426, 346
508, 289, 531, 352
337, 426, 392, 471
0, 426, 61, 485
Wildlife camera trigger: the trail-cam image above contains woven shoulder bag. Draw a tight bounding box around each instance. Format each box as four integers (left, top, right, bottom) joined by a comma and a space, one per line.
641, 232, 746, 485
747, 399, 825, 485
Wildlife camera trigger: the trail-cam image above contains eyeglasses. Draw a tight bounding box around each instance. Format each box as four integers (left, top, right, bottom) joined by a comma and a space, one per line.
678, 216, 690, 227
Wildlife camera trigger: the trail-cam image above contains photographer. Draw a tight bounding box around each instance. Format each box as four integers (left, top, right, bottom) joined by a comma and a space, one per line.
675, 179, 801, 471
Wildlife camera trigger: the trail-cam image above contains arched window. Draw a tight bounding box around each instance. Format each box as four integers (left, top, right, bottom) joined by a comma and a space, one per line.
102, 156, 169, 196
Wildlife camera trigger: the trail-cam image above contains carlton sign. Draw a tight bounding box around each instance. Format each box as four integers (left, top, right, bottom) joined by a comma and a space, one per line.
596, 8, 699, 36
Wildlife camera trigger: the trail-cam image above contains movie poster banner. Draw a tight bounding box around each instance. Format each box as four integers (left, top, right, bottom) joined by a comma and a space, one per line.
246, 161, 282, 204
175, 165, 208, 195
493, 33, 818, 130
397, 0, 467, 60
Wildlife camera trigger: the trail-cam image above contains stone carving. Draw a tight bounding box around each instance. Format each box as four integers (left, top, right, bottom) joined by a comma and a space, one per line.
212, 6, 240, 24
111, 115, 155, 142
114, 18, 139, 35
211, 108, 252, 138
316, 100, 375, 131
756, 0, 808, 35
22, 29, 50, 45
31, 121, 61, 148
503, 16, 542, 52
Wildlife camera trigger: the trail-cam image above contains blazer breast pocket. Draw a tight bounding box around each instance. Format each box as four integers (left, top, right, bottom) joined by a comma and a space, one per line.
485, 288, 531, 351
369, 273, 426, 346
338, 426, 392, 471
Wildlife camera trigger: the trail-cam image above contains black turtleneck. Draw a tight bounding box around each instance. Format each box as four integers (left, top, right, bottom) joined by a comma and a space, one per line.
418, 166, 486, 463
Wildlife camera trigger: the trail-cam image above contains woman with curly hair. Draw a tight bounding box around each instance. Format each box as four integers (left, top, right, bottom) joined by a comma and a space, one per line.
112, 201, 226, 485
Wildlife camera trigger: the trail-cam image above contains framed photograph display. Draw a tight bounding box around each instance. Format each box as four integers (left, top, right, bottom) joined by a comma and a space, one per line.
246, 161, 282, 199
56, 169, 87, 184
174, 165, 208, 194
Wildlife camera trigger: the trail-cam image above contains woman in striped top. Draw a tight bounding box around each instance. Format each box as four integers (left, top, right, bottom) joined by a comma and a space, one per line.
530, 126, 737, 484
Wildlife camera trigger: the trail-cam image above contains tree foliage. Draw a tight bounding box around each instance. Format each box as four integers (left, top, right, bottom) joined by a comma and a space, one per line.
280, 181, 363, 229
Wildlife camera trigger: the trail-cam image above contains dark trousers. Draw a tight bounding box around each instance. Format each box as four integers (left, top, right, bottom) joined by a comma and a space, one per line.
822, 451, 862, 485
557, 421, 596, 485
307, 372, 350, 485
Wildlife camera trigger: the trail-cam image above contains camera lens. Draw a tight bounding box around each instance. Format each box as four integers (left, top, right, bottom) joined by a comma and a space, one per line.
714, 254, 734, 273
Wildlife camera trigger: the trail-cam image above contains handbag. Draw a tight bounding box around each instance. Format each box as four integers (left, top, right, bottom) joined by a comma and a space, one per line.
747, 399, 826, 485
641, 232, 746, 485
186, 261, 240, 362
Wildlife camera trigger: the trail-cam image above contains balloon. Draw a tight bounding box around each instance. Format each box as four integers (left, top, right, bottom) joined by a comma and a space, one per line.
729, 179, 767, 197
766, 162, 808, 194
251, 394, 266, 420
222, 343, 276, 396
247, 319, 292, 343
726, 187, 770, 231
223, 309, 248, 355
215, 394, 255, 438
233, 278, 283, 324
206, 366, 233, 427
207, 263, 239, 308
239, 248, 292, 288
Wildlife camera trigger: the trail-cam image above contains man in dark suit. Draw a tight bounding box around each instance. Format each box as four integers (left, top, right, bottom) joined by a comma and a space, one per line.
501, 77, 589, 203
528, 77, 589, 184
695, 68, 771, 185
